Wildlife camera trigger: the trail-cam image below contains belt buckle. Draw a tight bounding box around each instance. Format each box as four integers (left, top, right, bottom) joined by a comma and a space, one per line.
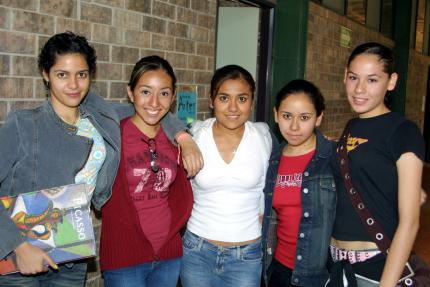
398, 262, 414, 286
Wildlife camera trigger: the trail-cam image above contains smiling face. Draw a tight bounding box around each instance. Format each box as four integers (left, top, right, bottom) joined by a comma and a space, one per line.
274, 92, 322, 151
211, 78, 253, 132
344, 54, 398, 118
128, 69, 175, 134
42, 53, 90, 118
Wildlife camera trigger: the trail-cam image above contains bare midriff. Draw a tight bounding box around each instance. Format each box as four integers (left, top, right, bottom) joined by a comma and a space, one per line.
331, 237, 378, 250
206, 237, 261, 247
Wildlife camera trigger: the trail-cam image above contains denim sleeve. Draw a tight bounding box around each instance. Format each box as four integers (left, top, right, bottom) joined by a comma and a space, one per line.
0, 112, 25, 259
161, 112, 186, 145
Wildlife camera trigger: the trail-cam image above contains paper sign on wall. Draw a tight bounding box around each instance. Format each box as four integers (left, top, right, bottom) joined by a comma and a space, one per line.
176, 89, 197, 126
340, 26, 352, 48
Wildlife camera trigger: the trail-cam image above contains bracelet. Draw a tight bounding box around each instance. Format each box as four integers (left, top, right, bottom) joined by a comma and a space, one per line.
175, 131, 191, 143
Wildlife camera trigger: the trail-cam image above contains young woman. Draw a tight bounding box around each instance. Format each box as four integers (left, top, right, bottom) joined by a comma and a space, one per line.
0, 32, 200, 287
262, 79, 337, 287
100, 56, 193, 287
328, 42, 424, 286
180, 65, 273, 287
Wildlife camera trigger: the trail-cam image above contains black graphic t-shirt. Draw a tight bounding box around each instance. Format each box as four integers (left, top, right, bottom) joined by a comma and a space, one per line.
332, 112, 425, 241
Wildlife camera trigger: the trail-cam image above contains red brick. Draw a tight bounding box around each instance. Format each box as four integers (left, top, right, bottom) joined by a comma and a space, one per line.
197, 14, 215, 29
0, 7, 10, 29
125, 30, 150, 48
110, 81, 128, 100
188, 55, 206, 70
12, 10, 54, 35
166, 52, 188, 69
91, 81, 108, 98
0, 101, 7, 122
92, 24, 122, 45
124, 64, 135, 81
167, 22, 189, 38
194, 71, 211, 84
169, 0, 190, 8
90, 42, 110, 62
81, 3, 112, 25
175, 38, 194, 53
196, 42, 214, 57
40, 0, 76, 18
0, 0, 36, 10
35, 79, 47, 99
125, 0, 151, 13
207, 57, 214, 71
0, 31, 35, 54
94, 0, 123, 8
0, 78, 33, 98
191, 26, 209, 42
142, 15, 167, 34
153, 1, 176, 19
96, 63, 123, 80
209, 0, 217, 15
113, 10, 142, 30
56, 18, 92, 39
0, 55, 10, 75
10, 100, 44, 111
191, 0, 209, 13
112, 46, 140, 64
151, 34, 174, 51
175, 69, 193, 83
177, 7, 197, 25
12, 56, 38, 77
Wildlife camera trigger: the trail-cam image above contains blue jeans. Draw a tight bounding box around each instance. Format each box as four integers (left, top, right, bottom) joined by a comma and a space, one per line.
103, 257, 181, 287
180, 230, 262, 287
0, 262, 87, 287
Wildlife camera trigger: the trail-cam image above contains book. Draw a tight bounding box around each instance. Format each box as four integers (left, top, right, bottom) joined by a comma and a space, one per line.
0, 183, 96, 275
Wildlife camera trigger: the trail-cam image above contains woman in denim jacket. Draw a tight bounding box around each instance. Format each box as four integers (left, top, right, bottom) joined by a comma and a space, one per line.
262, 80, 337, 287
0, 32, 201, 287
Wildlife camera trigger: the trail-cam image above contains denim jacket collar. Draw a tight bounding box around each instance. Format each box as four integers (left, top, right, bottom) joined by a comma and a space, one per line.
42, 100, 80, 135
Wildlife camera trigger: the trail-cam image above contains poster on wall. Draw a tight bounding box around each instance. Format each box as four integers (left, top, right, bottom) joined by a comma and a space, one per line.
176, 86, 197, 126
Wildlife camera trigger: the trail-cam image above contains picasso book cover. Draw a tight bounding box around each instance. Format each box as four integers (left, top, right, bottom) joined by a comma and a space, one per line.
0, 183, 96, 275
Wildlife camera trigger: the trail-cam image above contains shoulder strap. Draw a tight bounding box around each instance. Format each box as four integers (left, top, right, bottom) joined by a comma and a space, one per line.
336, 121, 391, 254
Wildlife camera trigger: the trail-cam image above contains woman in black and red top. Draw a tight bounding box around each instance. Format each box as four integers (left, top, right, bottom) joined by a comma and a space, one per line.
100, 56, 193, 287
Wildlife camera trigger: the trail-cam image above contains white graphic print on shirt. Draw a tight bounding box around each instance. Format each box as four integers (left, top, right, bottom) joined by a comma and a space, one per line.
132, 168, 173, 193
276, 173, 303, 188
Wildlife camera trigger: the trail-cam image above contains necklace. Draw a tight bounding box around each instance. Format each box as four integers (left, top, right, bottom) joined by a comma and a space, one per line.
60, 115, 80, 125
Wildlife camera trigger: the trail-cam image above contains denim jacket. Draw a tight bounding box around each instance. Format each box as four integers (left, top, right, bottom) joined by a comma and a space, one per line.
0, 92, 185, 259
261, 131, 337, 287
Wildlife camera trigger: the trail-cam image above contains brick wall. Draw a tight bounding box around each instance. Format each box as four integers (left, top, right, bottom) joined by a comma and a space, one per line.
406, 50, 430, 128
0, 0, 217, 124
0, 1, 216, 286
306, 2, 394, 137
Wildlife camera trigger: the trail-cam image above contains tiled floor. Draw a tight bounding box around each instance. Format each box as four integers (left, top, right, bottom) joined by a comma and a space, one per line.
414, 164, 430, 264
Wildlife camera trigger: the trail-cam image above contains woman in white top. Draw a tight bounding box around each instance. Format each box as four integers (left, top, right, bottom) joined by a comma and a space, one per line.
180, 65, 273, 287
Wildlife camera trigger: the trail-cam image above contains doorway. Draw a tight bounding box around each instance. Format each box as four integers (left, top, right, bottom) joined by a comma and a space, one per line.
215, 0, 276, 122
